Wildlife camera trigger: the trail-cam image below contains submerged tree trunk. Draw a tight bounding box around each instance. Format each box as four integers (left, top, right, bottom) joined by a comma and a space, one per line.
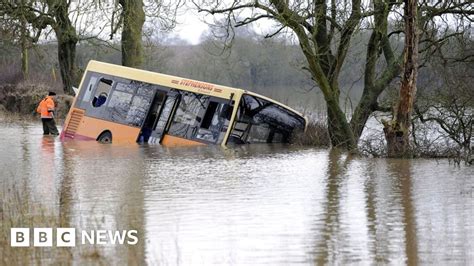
383, 0, 418, 157
119, 0, 145, 68
351, 0, 402, 144
326, 97, 357, 150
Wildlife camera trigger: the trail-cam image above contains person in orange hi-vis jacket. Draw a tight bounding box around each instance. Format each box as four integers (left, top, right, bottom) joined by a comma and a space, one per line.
36, 91, 59, 135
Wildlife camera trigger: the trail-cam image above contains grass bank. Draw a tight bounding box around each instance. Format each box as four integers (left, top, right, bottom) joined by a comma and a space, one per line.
0, 83, 73, 121
0, 180, 141, 265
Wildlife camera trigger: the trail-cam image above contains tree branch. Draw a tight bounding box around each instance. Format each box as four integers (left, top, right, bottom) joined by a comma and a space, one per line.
235, 14, 273, 27
264, 25, 285, 38
331, 0, 361, 83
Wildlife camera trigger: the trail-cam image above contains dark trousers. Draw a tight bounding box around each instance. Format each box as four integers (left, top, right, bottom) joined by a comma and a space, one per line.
42, 118, 59, 135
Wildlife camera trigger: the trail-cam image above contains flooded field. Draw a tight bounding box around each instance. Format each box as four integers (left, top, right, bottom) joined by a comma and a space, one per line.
0, 122, 473, 265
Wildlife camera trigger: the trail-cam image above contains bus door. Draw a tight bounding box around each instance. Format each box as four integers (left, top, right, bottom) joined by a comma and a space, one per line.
139, 90, 167, 142
148, 90, 180, 144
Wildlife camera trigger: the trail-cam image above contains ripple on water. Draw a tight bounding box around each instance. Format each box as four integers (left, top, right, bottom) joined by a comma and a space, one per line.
1, 123, 472, 265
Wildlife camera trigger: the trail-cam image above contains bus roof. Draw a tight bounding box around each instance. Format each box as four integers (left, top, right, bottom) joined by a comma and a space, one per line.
86, 60, 243, 100
243, 90, 306, 121
86, 60, 306, 121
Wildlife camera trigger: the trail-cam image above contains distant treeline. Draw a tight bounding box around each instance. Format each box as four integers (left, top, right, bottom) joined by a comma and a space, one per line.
0, 28, 468, 113
1, 29, 396, 110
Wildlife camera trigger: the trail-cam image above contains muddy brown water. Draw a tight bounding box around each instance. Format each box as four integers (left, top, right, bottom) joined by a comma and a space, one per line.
0, 122, 472, 265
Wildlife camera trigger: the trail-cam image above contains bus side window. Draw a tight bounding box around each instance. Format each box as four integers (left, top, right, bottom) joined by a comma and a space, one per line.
200, 102, 219, 129
92, 78, 113, 108
168, 92, 209, 139
228, 94, 304, 144
83, 76, 97, 103
196, 102, 231, 143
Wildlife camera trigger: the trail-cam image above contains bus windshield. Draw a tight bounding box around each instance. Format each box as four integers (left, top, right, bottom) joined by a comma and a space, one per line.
228, 94, 306, 144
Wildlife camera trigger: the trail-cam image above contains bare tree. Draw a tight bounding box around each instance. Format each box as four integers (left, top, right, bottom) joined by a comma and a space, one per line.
414, 34, 473, 163
0, 0, 48, 79
192, 0, 473, 150
383, 0, 418, 157
192, 0, 397, 149
0, 0, 183, 91
415, 86, 473, 163
0, 0, 79, 95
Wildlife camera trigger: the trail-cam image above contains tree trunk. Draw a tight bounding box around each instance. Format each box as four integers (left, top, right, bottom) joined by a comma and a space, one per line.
350, 63, 402, 142
326, 96, 357, 150
50, 0, 78, 95
21, 30, 28, 79
383, 0, 418, 157
351, 0, 402, 144
119, 0, 145, 68
20, 0, 28, 79
56, 34, 77, 95
350, 96, 377, 141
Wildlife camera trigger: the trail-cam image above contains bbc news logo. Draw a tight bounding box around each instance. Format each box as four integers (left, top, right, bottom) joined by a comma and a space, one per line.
11, 228, 138, 247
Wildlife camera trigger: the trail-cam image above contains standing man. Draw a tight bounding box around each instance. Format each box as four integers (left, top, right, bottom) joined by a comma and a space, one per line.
36, 91, 59, 135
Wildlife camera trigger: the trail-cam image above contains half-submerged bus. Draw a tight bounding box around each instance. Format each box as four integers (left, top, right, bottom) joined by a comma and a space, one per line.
60, 60, 307, 147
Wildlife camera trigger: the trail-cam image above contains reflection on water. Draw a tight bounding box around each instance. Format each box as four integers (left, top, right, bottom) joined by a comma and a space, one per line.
0, 122, 473, 265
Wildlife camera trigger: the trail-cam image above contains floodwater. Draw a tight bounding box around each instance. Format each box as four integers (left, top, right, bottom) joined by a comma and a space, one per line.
0, 122, 473, 265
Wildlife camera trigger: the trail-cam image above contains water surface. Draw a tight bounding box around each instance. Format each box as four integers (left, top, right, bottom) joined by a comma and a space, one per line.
0, 122, 472, 265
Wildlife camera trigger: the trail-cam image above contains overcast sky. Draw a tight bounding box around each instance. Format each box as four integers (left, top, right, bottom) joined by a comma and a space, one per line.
164, 4, 278, 45
173, 8, 209, 45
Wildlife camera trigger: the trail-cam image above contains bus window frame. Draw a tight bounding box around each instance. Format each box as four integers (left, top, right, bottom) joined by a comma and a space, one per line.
83, 75, 98, 103
165, 90, 235, 145
158, 89, 181, 133
91, 77, 114, 108
194, 97, 234, 144
226, 93, 305, 144
76, 71, 170, 129
108, 82, 168, 128
143, 87, 171, 132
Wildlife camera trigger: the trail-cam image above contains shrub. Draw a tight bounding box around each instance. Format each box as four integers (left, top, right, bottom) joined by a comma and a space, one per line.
292, 120, 330, 147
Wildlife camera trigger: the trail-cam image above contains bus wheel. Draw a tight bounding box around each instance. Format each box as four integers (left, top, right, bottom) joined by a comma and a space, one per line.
98, 131, 112, 144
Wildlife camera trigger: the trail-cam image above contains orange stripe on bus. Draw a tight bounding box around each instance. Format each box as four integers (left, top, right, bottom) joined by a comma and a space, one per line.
161, 135, 206, 147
